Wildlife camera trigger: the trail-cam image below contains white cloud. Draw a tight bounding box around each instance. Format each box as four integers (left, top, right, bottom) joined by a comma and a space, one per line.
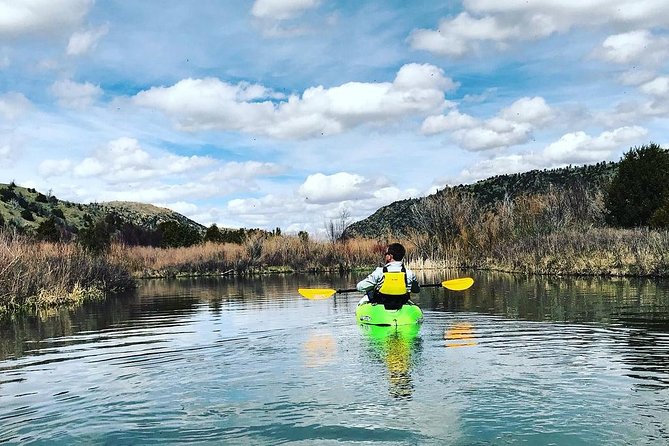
134, 64, 455, 139
455, 119, 532, 151
0, 0, 92, 38
67, 24, 109, 56
499, 96, 554, 126
0, 92, 31, 120
423, 96, 554, 151
50, 79, 102, 109
410, 1, 669, 57
0, 144, 12, 160
298, 172, 373, 204
38, 159, 72, 177
251, 0, 319, 20
640, 76, 669, 98
543, 126, 648, 164
48, 137, 215, 183
409, 12, 526, 57
421, 110, 478, 134
458, 125, 648, 184
203, 161, 284, 182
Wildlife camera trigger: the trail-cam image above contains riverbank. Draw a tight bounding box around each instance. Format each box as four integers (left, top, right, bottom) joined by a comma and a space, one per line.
2, 227, 669, 315
0, 233, 135, 316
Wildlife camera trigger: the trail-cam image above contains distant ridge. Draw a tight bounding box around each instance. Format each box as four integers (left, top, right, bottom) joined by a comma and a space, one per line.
0, 183, 204, 236
345, 161, 617, 239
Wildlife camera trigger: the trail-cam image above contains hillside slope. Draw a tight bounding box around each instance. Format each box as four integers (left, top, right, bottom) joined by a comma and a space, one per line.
345, 162, 617, 239
0, 183, 204, 237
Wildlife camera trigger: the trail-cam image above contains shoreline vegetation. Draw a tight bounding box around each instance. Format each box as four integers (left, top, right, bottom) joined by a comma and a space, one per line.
2, 224, 669, 316
2, 143, 669, 315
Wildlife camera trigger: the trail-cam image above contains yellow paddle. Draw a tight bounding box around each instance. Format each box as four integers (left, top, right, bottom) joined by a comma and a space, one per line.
298, 277, 474, 300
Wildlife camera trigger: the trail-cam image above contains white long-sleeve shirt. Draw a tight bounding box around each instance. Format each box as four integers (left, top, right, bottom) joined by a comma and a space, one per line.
356, 260, 419, 294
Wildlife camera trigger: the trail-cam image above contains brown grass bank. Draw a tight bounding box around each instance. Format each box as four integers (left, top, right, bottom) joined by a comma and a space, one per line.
112, 236, 391, 278
0, 233, 135, 314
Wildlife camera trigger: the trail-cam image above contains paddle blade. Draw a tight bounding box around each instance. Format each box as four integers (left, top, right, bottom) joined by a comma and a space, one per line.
442, 277, 474, 291
298, 288, 337, 300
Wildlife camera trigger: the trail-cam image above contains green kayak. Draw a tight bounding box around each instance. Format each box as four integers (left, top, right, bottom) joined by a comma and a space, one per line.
355, 302, 423, 326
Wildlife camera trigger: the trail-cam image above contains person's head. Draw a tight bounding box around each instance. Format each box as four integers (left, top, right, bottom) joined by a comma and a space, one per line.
385, 243, 405, 261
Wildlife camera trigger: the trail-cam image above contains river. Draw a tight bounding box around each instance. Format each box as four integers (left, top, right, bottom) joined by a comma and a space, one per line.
1, 272, 669, 445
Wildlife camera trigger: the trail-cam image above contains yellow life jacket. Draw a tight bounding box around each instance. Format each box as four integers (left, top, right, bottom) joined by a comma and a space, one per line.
372, 266, 410, 310
378, 270, 408, 295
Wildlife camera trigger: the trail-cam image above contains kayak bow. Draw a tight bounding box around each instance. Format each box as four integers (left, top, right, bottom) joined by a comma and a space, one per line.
355, 302, 423, 326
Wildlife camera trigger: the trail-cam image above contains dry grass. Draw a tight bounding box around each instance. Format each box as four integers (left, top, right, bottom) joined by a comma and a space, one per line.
112, 237, 391, 277
0, 232, 134, 314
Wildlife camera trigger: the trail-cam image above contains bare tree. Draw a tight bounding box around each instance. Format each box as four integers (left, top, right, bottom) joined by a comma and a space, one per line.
325, 209, 351, 244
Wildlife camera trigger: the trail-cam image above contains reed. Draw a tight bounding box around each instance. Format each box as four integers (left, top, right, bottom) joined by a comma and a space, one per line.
411, 186, 669, 276
0, 232, 135, 314
113, 237, 389, 277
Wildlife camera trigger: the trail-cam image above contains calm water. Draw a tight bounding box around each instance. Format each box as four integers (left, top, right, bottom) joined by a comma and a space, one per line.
2, 272, 669, 445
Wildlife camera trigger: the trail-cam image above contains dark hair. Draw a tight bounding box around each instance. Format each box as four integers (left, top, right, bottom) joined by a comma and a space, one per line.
387, 243, 405, 261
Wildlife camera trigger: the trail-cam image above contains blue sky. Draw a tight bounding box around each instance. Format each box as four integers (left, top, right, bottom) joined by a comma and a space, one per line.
1, 0, 668, 236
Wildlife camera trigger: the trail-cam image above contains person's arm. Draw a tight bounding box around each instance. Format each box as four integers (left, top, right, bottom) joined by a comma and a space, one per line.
357, 267, 381, 292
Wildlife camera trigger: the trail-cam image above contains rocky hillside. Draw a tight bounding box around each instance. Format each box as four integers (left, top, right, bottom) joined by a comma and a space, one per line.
345, 161, 617, 239
0, 182, 205, 238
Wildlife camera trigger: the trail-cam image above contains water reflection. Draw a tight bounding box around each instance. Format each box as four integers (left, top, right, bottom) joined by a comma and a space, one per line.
444, 322, 477, 348
359, 324, 421, 400
302, 330, 337, 368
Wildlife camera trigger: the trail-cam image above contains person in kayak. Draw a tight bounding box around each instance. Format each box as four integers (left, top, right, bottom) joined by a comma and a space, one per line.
356, 243, 420, 309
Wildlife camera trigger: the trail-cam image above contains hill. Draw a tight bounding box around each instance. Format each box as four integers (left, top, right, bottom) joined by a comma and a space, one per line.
345, 161, 617, 239
0, 182, 205, 239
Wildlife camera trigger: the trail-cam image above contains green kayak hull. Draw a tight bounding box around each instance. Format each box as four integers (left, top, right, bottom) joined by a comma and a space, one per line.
355, 303, 423, 326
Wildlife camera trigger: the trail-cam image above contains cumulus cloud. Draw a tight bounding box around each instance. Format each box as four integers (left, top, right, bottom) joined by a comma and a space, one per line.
50, 79, 102, 109
251, 0, 320, 20
226, 176, 418, 235
38, 159, 72, 177
459, 125, 648, 183
543, 126, 648, 164
67, 24, 109, 56
204, 161, 284, 182
422, 96, 554, 151
134, 63, 455, 139
421, 110, 478, 134
250, 0, 322, 37
0, 0, 92, 38
409, 1, 669, 57
499, 96, 554, 126
0, 92, 31, 120
41, 137, 214, 183
640, 76, 669, 98
298, 172, 374, 204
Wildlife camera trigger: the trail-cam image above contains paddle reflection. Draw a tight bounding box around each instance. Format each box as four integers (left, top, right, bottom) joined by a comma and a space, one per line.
360, 324, 421, 400
302, 331, 337, 368
444, 322, 477, 348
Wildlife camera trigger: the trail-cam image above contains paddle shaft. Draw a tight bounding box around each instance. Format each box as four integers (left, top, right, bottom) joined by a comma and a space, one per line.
335, 282, 443, 294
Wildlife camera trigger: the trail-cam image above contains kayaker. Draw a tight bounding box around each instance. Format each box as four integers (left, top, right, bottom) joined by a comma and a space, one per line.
356, 243, 420, 309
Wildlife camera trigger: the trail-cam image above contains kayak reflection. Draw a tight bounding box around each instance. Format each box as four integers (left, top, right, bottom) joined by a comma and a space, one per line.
359, 324, 422, 399
444, 322, 477, 348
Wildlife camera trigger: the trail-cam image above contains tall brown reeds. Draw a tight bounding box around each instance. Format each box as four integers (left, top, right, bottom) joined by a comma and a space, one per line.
0, 232, 135, 313
112, 237, 389, 278
410, 184, 669, 276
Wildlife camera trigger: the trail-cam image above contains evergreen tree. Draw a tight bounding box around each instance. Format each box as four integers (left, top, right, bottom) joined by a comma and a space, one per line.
204, 224, 223, 243
157, 221, 203, 248
606, 143, 669, 227
36, 217, 62, 242
78, 218, 113, 254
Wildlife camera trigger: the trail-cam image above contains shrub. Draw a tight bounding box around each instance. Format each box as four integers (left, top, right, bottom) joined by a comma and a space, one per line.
157, 221, 202, 248
36, 217, 62, 242
606, 143, 669, 227
20, 209, 34, 221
